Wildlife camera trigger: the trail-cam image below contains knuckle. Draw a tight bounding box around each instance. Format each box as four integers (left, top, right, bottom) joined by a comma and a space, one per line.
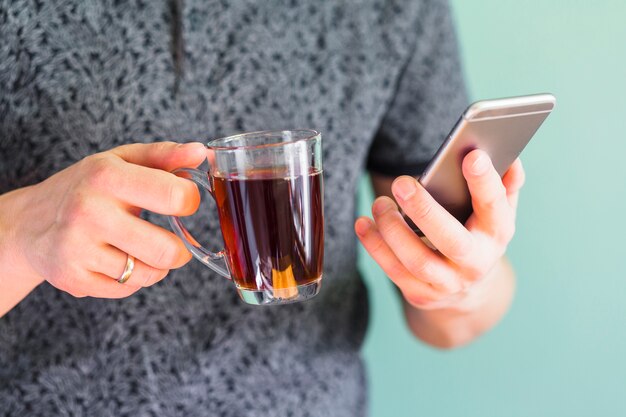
403, 289, 437, 308
379, 218, 405, 241
82, 154, 118, 190
445, 277, 465, 295
140, 267, 157, 287
464, 266, 484, 282
387, 261, 409, 281
447, 234, 473, 262
409, 200, 433, 223
155, 141, 175, 153
138, 267, 157, 288
479, 194, 500, 212
492, 185, 508, 205
142, 268, 169, 287
405, 257, 433, 279
465, 259, 491, 281
366, 234, 388, 258
154, 240, 180, 269
151, 141, 177, 164
66, 287, 87, 298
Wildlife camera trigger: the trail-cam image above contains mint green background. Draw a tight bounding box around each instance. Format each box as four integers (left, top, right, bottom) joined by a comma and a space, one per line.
360, 1, 626, 416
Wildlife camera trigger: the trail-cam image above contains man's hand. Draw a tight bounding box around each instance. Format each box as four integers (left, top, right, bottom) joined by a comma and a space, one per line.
355, 150, 525, 346
0, 141, 206, 316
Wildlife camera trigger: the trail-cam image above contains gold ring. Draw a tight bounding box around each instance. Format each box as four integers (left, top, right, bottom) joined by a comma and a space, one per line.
117, 254, 135, 284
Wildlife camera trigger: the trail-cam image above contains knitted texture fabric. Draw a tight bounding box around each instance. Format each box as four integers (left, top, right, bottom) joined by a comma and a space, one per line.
0, 0, 466, 415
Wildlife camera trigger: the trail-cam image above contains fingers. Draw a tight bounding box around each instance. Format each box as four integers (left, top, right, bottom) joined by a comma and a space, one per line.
76, 272, 141, 299
462, 150, 515, 241
110, 141, 207, 215
81, 150, 202, 217
31, 142, 205, 301
101, 208, 192, 270
54, 205, 179, 299
111, 141, 208, 171
358, 153, 524, 312
501, 158, 525, 210
368, 197, 463, 292
85, 244, 170, 288
355, 217, 441, 304
390, 176, 474, 267
109, 163, 201, 216
50, 268, 140, 299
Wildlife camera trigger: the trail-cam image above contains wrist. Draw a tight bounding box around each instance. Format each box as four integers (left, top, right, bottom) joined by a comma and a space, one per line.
402, 257, 516, 348
0, 187, 45, 288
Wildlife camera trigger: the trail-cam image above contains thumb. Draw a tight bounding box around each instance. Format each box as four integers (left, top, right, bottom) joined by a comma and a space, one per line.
111, 141, 208, 171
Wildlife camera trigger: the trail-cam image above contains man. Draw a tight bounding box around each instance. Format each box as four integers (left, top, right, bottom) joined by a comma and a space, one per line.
0, 0, 522, 415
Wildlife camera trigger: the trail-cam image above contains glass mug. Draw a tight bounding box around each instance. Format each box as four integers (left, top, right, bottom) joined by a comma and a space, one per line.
168, 130, 324, 306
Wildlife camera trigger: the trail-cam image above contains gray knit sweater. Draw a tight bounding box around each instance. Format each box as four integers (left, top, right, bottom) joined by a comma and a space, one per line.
0, 0, 466, 415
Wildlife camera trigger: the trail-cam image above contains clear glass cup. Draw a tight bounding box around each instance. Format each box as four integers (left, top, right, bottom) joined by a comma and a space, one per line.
169, 130, 324, 306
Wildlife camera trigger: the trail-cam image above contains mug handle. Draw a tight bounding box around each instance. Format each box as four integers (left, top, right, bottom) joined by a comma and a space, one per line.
167, 168, 231, 279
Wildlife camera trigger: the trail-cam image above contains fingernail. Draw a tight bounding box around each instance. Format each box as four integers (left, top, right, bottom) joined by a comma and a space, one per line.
471, 154, 489, 175
355, 219, 371, 237
372, 198, 395, 216
393, 177, 417, 201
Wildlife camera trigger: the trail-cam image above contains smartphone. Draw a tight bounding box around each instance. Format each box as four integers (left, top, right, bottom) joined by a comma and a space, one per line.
417, 93, 556, 226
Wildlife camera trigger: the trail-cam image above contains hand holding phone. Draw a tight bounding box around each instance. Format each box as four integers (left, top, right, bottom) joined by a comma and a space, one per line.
355, 94, 552, 312
418, 93, 555, 225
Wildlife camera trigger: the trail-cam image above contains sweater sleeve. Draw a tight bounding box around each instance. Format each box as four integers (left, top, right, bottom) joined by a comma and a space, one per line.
366, 0, 468, 177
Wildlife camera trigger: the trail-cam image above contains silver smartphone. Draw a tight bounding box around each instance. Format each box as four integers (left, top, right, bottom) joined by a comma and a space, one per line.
418, 93, 556, 225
